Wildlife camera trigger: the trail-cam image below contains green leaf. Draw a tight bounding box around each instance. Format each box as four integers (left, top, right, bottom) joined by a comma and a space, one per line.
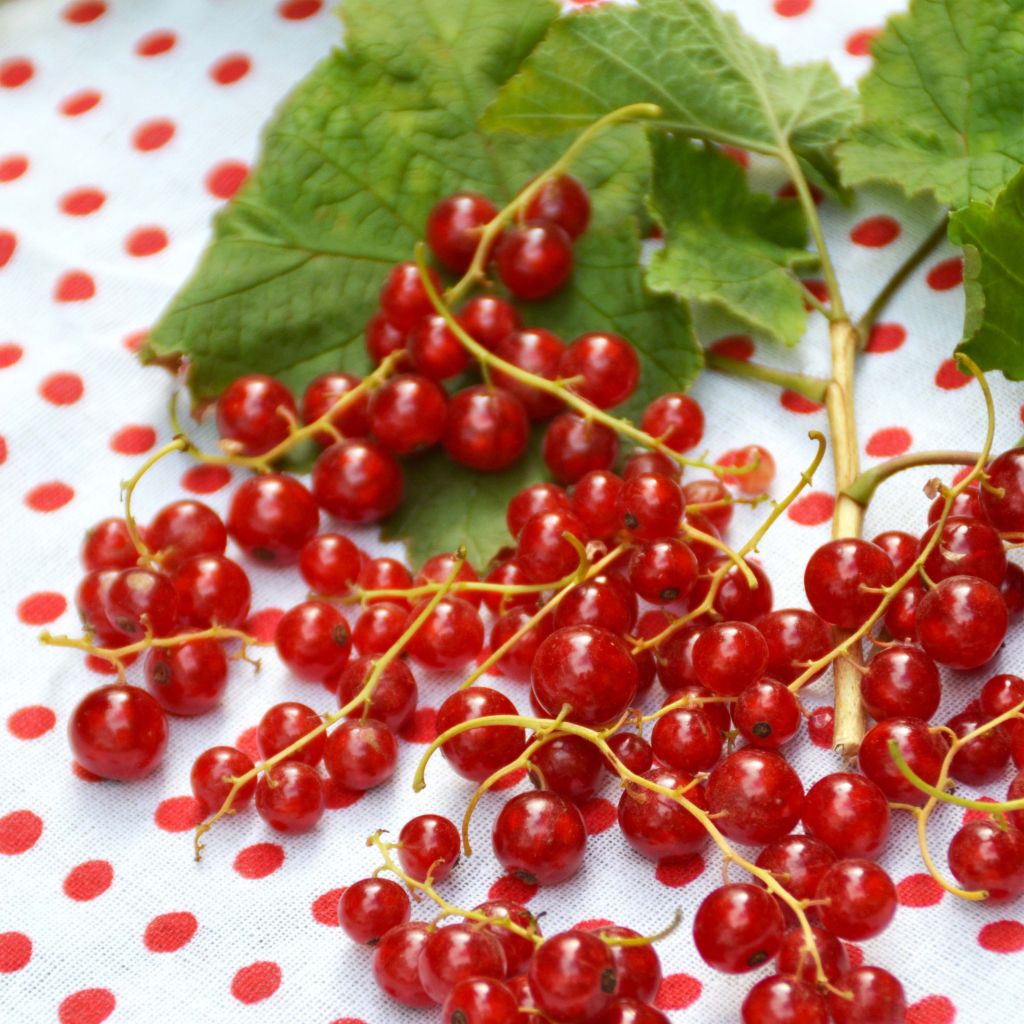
483, 0, 858, 175
950, 168, 1024, 380
142, 0, 685, 402
645, 136, 815, 347
839, 0, 1024, 207
382, 435, 546, 570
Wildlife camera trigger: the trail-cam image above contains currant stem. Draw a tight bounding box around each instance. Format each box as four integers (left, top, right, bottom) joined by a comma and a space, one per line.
444, 103, 662, 306
120, 437, 190, 564
843, 450, 981, 507
704, 352, 829, 404
40, 624, 263, 667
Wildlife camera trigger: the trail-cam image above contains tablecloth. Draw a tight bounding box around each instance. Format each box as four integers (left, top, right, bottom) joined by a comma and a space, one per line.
2, 1, 1023, 1022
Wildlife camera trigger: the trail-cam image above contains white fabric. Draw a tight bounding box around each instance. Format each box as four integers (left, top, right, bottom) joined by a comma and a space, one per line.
1, 2, 1021, 1022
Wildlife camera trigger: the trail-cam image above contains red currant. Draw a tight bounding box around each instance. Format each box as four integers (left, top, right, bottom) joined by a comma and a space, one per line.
254, 761, 324, 832
861, 645, 941, 721
324, 718, 398, 791
559, 332, 639, 409
528, 733, 604, 804
442, 977, 521, 1024
693, 620, 769, 696
227, 473, 319, 564
443, 385, 529, 471
815, 860, 896, 940
554, 574, 637, 635
419, 924, 508, 1004
172, 554, 251, 628
397, 813, 461, 883
871, 530, 919, 576
145, 638, 229, 716
335, 654, 417, 731
528, 930, 616, 1023
352, 602, 408, 657
570, 470, 625, 539
801, 773, 890, 859
803, 539, 895, 629
641, 393, 704, 452
298, 533, 362, 597
507, 482, 571, 539
472, 899, 538, 975
435, 687, 525, 782
946, 709, 1011, 785
426, 192, 498, 273
216, 374, 296, 456
81, 517, 137, 571
257, 701, 325, 766
191, 745, 256, 814
617, 472, 683, 540
274, 600, 351, 682
491, 607, 552, 681
617, 768, 708, 861
339, 877, 410, 945
368, 373, 447, 454
858, 717, 948, 805
681, 478, 731, 531
524, 174, 591, 238
628, 539, 699, 604
312, 439, 403, 523
365, 311, 408, 366
492, 790, 587, 885
543, 412, 619, 484
104, 566, 178, 637
775, 924, 849, 985
650, 706, 723, 773
68, 684, 168, 780
407, 314, 471, 380
706, 748, 804, 845
516, 509, 588, 583
733, 678, 801, 749
915, 574, 1008, 669
755, 835, 836, 911
693, 884, 784, 973
147, 500, 227, 571
372, 922, 433, 1007
301, 371, 371, 444
404, 596, 484, 670
492, 327, 565, 420
828, 967, 906, 1024
948, 820, 1024, 900
495, 220, 573, 300
379, 262, 442, 331
919, 514, 1006, 585
458, 295, 521, 351
980, 447, 1024, 531
741, 976, 828, 1024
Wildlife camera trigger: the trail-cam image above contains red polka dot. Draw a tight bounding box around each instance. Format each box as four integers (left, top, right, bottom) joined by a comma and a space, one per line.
927, 258, 964, 291
17, 592, 67, 625
63, 860, 114, 901
844, 943, 865, 967
110, 425, 156, 455
210, 54, 251, 85
312, 888, 345, 926
802, 280, 829, 308
780, 390, 823, 414
40, 371, 84, 405
244, 607, 283, 643
655, 973, 703, 1011
279, 0, 324, 19
399, 706, 437, 744
125, 227, 168, 257
235, 726, 260, 761
71, 761, 103, 781
0, 59, 34, 89
7, 705, 57, 739
709, 335, 754, 361
144, 912, 198, 953
935, 358, 972, 390
60, 188, 105, 216
0, 931, 32, 973
808, 706, 834, 748
54, 271, 96, 302
787, 492, 835, 526
154, 796, 204, 833
0, 810, 43, 855
866, 323, 906, 354
0, 435, 5, 466
60, 89, 101, 116
26, 482, 75, 512
866, 427, 912, 458
978, 919, 1024, 953
907, 995, 955, 1024
0, 155, 28, 183
655, 854, 705, 887
206, 160, 249, 200
136, 31, 176, 57
182, 463, 232, 494
487, 873, 537, 904
721, 146, 749, 169
0, 343, 22, 368
234, 842, 285, 879
896, 873, 943, 908
132, 119, 175, 152
851, 216, 901, 248
580, 797, 616, 834
323, 778, 363, 810
774, 0, 811, 16
330, 1020, 368, 1024
58, 988, 115, 1024
846, 28, 880, 56
231, 961, 281, 1004
777, 181, 824, 205
63, 2, 107, 24
0, 230, 15, 269
86, 652, 136, 676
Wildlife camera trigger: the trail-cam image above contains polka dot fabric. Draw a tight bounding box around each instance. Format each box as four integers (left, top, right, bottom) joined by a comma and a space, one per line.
1, 2, 1021, 1022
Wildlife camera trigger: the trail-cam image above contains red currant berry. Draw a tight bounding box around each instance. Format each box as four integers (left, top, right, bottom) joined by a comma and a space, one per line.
693, 884, 785, 973
946, 710, 1011, 785
719, 444, 777, 495
617, 472, 683, 540
828, 967, 906, 1024
324, 718, 398, 791
379, 261, 442, 331
227, 473, 319, 564
650, 706, 723, 773
628, 539, 699, 604
104, 566, 178, 637
602, 999, 670, 1024
147, 500, 226, 571
871, 530, 919, 576
145, 638, 229, 716
528, 733, 604, 804
755, 835, 836, 909
691, 556, 774, 622
525, 174, 591, 238
919, 514, 1007, 585
559, 332, 639, 410
617, 768, 708, 861
352, 602, 408, 657
948, 820, 1024, 900
312, 439, 403, 523
915, 574, 1008, 668
751, 609, 830, 686
554, 575, 637, 635
407, 314, 471, 381
495, 220, 573, 300
254, 761, 325, 832
397, 813, 461, 883
372, 922, 433, 1007
216, 374, 297, 456
81, 517, 137, 571
471, 900, 538, 975
365, 311, 408, 366
861, 645, 941, 721
405, 596, 484, 670
802, 773, 890, 859
76, 569, 131, 644
692, 621, 768, 696
301, 370, 371, 444
443, 385, 529, 471
681, 478, 731, 531
804, 539, 895, 629
543, 412, 619, 484
368, 373, 447, 454
1001, 562, 1024, 617
458, 295, 521, 351
490, 607, 552, 681
274, 600, 351, 682
257, 701, 325, 767
68, 684, 168, 780
359, 556, 414, 606
191, 746, 255, 814
656, 628, 704, 693
482, 559, 537, 615
516, 509, 588, 583
733, 678, 801, 749
741, 976, 828, 1024
606, 732, 654, 776
493, 328, 565, 419
776, 924, 849, 985
882, 584, 923, 642
427, 192, 498, 273
980, 446, 1024, 531
625, 449, 681, 481
858, 716, 948, 805
442, 977, 520, 1024
815, 860, 896, 940
171, 554, 251, 629
1007, 769, 1024, 829
339, 877, 410, 945
335, 655, 417, 731
980, 673, 1024, 748
419, 924, 507, 1004
642, 393, 704, 453
528, 930, 616, 1023
507, 482, 571, 539
929, 483, 987, 523
492, 790, 587, 885
299, 533, 361, 597
570, 470, 624, 539
706, 748, 804, 845
436, 687, 525, 782
600, 925, 661, 1003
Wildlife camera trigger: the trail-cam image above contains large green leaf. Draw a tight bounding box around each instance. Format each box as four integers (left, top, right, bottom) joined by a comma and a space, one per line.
839, 0, 1024, 207
143, 0, 695, 404
483, 0, 857, 175
646, 136, 815, 347
950, 169, 1024, 380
